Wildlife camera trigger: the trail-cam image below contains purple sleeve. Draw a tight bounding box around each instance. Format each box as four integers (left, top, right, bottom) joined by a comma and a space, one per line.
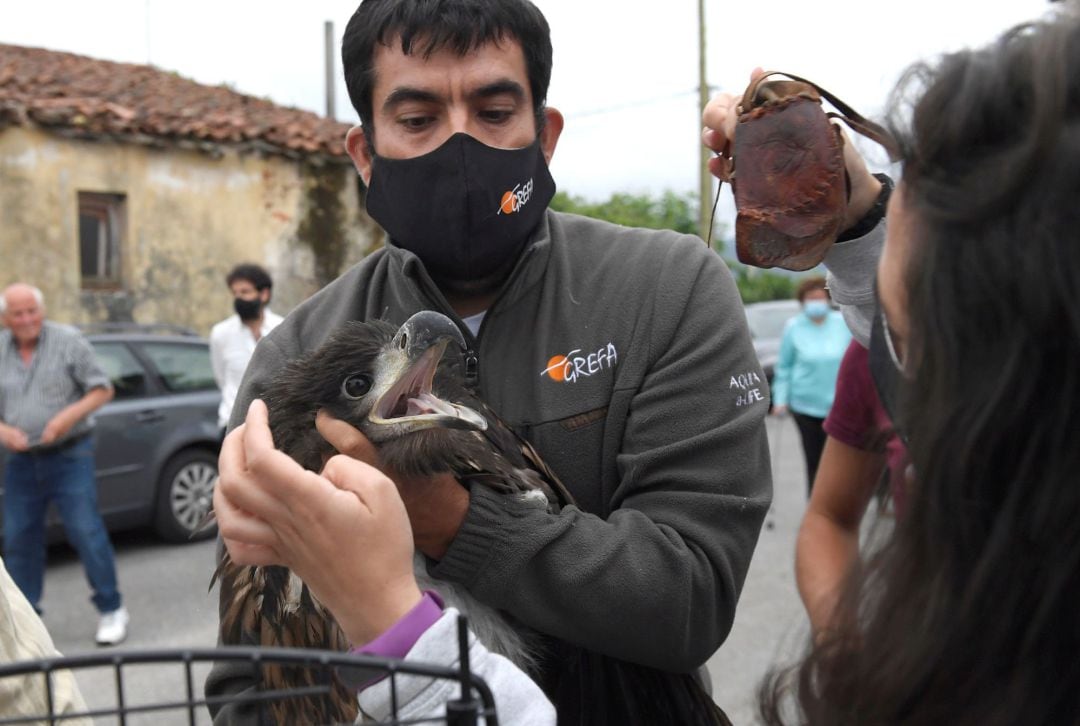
350, 591, 445, 660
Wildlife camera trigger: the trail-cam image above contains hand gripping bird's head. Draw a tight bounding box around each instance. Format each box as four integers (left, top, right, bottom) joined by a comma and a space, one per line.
263, 311, 488, 475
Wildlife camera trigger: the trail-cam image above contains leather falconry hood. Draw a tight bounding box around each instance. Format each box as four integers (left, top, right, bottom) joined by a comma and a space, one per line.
724, 71, 900, 271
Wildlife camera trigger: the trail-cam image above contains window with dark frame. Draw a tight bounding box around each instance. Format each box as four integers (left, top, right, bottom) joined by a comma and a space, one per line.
78, 192, 126, 289
89, 341, 149, 400
138, 342, 218, 393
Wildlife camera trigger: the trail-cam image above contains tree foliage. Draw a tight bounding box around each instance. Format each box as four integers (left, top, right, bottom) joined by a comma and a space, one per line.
550, 190, 698, 236
551, 188, 797, 303
731, 266, 798, 304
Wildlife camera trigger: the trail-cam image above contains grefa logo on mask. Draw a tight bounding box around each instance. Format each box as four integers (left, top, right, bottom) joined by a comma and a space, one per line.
498, 178, 534, 215
365, 133, 555, 281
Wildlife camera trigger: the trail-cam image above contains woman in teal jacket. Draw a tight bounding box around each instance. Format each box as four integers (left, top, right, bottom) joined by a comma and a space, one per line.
772, 277, 852, 493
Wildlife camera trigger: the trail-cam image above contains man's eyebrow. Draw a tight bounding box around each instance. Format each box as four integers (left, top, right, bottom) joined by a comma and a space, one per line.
467, 79, 526, 102
382, 87, 442, 111
381, 80, 526, 112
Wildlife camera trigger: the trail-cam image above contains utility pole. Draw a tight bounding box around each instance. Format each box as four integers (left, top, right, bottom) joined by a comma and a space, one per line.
325, 21, 336, 118
697, 0, 714, 247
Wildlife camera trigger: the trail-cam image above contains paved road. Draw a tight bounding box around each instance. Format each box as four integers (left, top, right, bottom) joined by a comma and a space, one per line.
41, 531, 220, 725
34, 415, 811, 725
707, 415, 812, 724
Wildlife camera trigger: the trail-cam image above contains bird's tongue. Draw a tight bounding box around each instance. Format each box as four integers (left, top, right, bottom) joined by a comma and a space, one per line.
405, 392, 458, 417
371, 338, 487, 432
381, 344, 443, 419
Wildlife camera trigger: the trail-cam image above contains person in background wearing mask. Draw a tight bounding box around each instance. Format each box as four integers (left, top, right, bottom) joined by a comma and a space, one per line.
206, 0, 772, 720
208, 264, 283, 437
771, 277, 851, 495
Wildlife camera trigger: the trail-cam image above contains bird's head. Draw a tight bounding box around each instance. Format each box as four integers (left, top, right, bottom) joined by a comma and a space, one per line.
361, 310, 487, 441
285, 311, 486, 446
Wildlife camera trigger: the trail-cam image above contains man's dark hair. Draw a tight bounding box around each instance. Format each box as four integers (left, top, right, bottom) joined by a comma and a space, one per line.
341, 0, 553, 141
226, 263, 273, 293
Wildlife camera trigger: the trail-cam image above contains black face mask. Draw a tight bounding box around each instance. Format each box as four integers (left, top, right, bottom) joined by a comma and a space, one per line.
365, 133, 556, 285
868, 295, 908, 446
234, 297, 263, 322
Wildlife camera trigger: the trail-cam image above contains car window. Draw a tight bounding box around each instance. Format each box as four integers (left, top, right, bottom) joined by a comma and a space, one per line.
91, 342, 150, 400
137, 342, 218, 393
745, 304, 800, 340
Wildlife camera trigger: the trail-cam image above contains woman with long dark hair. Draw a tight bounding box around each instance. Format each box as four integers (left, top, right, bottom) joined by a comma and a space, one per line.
705, 4, 1079, 723
748, 8, 1080, 725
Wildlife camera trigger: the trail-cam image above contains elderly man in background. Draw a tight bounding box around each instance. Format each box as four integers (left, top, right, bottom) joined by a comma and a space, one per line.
0, 283, 128, 646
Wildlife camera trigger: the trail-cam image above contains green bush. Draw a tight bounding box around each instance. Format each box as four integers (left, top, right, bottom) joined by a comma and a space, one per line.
550, 188, 798, 303
732, 266, 797, 304
550, 190, 700, 237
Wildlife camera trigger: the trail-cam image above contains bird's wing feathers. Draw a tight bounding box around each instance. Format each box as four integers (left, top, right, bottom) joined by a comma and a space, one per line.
213, 550, 358, 722
467, 396, 577, 511
211, 316, 586, 723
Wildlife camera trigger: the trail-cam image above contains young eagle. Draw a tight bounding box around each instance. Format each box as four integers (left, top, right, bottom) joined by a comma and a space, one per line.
213, 310, 729, 725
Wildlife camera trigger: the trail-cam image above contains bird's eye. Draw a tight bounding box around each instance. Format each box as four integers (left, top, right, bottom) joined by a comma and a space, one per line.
341, 374, 373, 400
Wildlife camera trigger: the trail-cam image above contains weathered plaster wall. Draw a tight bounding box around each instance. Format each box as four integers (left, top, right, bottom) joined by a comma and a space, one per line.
0, 125, 380, 334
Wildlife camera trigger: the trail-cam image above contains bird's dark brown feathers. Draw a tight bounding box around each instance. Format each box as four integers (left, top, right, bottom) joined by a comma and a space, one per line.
213, 317, 571, 724
214, 315, 729, 725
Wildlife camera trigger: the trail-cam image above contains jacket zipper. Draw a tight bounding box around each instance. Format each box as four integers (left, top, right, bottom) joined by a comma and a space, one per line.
410, 239, 540, 392
464, 351, 480, 389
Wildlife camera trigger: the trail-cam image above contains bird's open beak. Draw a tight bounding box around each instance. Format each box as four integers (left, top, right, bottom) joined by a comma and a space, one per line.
368, 311, 488, 433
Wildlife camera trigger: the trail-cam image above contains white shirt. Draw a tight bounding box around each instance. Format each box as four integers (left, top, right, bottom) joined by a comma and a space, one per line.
209, 310, 283, 428
462, 311, 486, 338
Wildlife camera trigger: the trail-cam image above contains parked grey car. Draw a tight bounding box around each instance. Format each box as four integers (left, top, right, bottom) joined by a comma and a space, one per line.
0, 325, 221, 543
744, 299, 801, 384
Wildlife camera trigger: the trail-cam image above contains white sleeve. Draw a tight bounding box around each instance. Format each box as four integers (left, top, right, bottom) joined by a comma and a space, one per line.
208, 324, 226, 390
824, 217, 886, 347
356, 608, 554, 725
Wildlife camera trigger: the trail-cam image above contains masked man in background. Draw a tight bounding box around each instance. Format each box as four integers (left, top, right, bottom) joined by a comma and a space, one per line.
209, 264, 283, 437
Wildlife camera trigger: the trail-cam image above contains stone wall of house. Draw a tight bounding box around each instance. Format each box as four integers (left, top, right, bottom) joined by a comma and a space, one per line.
0, 125, 381, 334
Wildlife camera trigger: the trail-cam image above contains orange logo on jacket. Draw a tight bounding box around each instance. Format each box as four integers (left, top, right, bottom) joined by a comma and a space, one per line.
541, 344, 618, 383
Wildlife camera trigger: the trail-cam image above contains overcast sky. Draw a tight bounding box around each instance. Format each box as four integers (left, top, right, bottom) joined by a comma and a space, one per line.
2, 0, 1056, 209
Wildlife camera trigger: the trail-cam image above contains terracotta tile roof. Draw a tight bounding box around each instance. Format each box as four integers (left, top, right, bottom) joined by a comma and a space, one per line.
0, 43, 352, 163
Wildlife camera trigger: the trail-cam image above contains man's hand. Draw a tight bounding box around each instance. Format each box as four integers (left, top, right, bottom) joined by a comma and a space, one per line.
316, 410, 469, 561
0, 423, 29, 452
702, 68, 882, 234
40, 410, 77, 445
40, 387, 113, 445
215, 399, 423, 647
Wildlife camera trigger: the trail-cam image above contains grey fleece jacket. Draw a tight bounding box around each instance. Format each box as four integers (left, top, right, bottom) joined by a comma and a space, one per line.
205, 210, 772, 718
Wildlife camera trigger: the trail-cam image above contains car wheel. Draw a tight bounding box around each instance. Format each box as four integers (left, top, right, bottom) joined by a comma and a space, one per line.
155, 448, 218, 542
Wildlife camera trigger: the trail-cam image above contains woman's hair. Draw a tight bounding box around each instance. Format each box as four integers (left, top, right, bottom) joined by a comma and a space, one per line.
795, 276, 828, 303
760, 8, 1080, 725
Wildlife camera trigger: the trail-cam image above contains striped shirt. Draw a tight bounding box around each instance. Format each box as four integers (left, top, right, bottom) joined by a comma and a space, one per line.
0, 322, 111, 447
